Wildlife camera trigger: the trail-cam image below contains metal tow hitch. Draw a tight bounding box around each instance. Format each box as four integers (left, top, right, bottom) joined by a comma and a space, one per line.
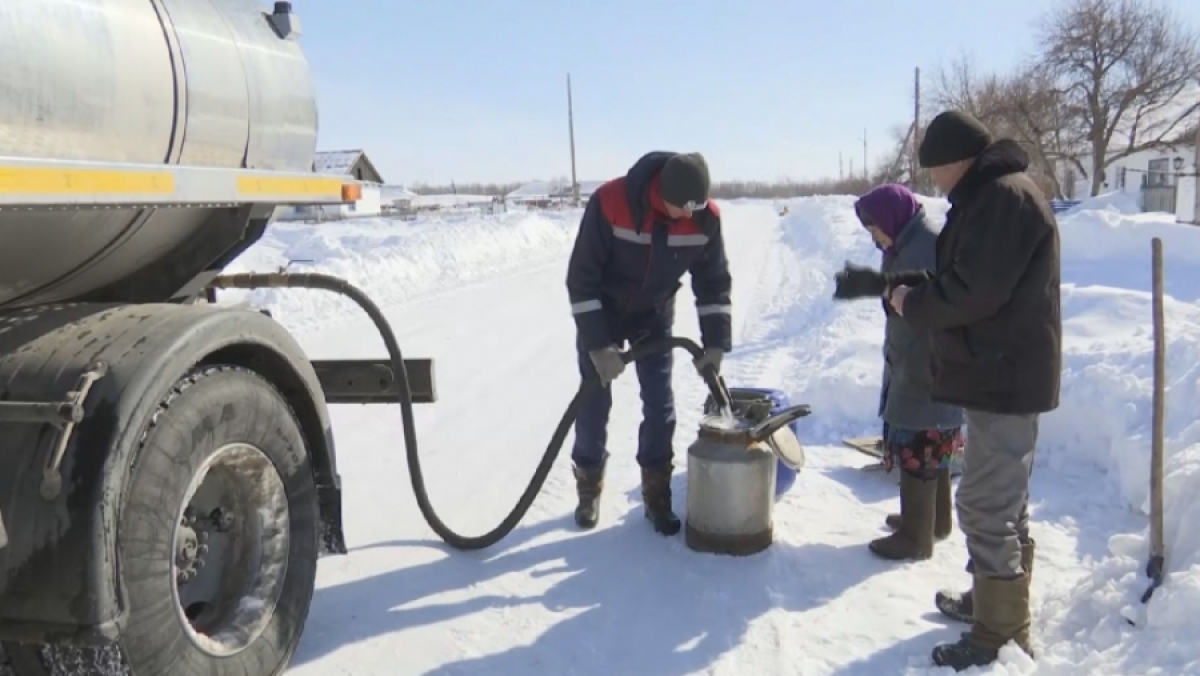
0, 361, 109, 500
41, 362, 108, 499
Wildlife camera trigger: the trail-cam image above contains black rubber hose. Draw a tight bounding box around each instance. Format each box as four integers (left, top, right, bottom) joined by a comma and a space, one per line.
210, 272, 731, 551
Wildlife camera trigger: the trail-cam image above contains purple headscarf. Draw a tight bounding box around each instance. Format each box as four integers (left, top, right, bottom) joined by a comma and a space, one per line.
853, 183, 922, 257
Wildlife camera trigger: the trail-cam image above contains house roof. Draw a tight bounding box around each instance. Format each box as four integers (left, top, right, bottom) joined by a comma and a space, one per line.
507, 181, 557, 198
313, 149, 385, 184
381, 184, 417, 201
1123, 84, 1200, 148
551, 180, 605, 197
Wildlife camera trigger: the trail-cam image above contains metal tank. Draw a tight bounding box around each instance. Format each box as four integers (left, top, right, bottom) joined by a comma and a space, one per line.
0, 0, 336, 310
684, 405, 810, 556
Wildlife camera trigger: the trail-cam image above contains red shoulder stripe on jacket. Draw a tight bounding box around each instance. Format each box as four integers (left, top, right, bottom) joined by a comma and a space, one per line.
597, 178, 635, 231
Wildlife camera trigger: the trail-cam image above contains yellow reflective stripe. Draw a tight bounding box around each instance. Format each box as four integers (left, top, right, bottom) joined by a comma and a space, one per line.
237, 176, 343, 197
0, 166, 174, 195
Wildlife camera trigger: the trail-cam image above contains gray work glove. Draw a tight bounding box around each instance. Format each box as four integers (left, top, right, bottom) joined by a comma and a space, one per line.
693, 347, 724, 376
589, 346, 626, 386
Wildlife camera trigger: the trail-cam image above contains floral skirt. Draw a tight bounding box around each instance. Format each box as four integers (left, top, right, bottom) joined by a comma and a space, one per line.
882, 424, 964, 480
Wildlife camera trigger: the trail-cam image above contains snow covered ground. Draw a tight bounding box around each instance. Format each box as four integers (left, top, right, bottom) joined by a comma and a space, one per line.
215, 194, 1200, 675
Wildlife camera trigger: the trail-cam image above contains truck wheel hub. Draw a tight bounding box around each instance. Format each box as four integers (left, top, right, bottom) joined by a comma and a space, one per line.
170, 442, 290, 657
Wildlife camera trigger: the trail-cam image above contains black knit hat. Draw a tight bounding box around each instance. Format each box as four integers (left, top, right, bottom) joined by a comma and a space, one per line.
918, 111, 994, 168
660, 152, 711, 208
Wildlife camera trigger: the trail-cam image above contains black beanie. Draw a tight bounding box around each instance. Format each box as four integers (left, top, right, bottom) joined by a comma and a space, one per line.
918, 111, 994, 168
660, 152, 711, 208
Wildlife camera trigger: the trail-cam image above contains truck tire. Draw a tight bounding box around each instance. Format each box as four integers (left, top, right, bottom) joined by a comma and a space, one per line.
120, 365, 319, 675
4, 366, 321, 676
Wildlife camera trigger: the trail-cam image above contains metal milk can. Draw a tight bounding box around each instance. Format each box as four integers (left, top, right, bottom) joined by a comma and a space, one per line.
684, 404, 810, 556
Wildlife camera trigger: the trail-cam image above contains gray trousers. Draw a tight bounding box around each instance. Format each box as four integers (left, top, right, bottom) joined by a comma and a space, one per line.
957, 409, 1038, 578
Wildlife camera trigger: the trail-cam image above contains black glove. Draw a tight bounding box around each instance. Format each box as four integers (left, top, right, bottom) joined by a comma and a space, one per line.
832, 262, 888, 300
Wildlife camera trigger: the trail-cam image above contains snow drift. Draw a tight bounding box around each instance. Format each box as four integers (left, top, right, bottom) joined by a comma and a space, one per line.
221, 209, 581, 334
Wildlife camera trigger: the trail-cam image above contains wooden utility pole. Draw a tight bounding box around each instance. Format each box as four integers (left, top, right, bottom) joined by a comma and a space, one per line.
862, 128, 868, 180
839, 151, 844, 180
912, 67, 921, 190
567, 73, 579, 206
1142, 236, 1167, 604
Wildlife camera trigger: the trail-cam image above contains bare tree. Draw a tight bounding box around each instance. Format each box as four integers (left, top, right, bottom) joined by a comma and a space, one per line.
929, 54, 1001, 124
989, 67, 1087, 197
1038, 0, 1200, 196
871, 123, 919, 186
926, 55, 1081, 197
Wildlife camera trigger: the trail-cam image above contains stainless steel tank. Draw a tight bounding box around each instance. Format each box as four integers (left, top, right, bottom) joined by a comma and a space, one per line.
0, 0, 321, 310
684, 405, 810, 556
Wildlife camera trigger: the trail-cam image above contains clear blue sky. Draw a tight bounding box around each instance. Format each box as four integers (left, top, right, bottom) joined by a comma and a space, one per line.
296, 0, 1200, 186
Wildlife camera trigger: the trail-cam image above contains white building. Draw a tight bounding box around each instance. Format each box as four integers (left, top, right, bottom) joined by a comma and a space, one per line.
1066, 127, 1197, 224
505, 179, 605, 209
1062, 87, 1200, 223
380, 184, 418, 217
274, 149, 387, 222
552, 180, 605, 203
506, 180, 562, 208
310, 149, 385, 218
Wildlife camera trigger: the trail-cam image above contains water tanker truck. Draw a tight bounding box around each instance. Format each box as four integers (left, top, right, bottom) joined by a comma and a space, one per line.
0, 2, 440, 674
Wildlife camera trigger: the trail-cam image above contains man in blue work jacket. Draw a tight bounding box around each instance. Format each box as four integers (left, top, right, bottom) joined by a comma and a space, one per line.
566, 151, 732, 536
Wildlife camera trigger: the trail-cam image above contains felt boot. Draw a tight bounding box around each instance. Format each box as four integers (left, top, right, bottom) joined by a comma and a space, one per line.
573, 460, 605, 529
886, 467, 953, 540
641, 464, 681, 536
931, 572, 1033, 670
869, 472, 936, 561
937, 537, 1037, 623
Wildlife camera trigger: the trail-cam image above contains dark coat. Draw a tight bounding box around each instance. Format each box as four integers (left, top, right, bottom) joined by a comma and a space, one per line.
899, 140, 1062, 415
880, 209, 966, 430
566, 152, 733, 352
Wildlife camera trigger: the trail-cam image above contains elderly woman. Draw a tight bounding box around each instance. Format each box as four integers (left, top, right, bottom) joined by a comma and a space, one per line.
842, 183, 965, 561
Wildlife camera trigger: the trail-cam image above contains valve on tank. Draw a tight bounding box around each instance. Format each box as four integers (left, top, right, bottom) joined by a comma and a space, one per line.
270, 1, 302, 40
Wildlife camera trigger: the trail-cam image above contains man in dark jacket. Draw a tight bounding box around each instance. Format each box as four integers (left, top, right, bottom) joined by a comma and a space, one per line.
566, 151, 731, 536
835, 111, 1061, 670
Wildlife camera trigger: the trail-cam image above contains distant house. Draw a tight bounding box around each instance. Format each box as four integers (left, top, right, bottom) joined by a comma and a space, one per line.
551, 180, 605, 203
1061, 89, 1199, 223
1066, 127, 1197, 224
507, 181, 561, 209
380, 184, 418, 217
283, 149, 385, 220
507, 179, 603, 209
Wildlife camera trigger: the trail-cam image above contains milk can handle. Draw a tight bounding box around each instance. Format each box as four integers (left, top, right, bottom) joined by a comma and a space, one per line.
748, 404, 812, 442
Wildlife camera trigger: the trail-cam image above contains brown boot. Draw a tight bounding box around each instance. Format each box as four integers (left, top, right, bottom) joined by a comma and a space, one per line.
869, 472, 935, 561
573, 461, 605, 529
936, 537, 1037, 624
885, 468, 953, 540
931, 572, 1033, 670
640, 464, 681, 536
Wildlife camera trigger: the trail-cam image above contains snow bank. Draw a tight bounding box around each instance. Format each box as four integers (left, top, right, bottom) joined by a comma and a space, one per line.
1066, 190, 1141, 216
221, 209, 581, 334
1031, 445, 1200, 675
